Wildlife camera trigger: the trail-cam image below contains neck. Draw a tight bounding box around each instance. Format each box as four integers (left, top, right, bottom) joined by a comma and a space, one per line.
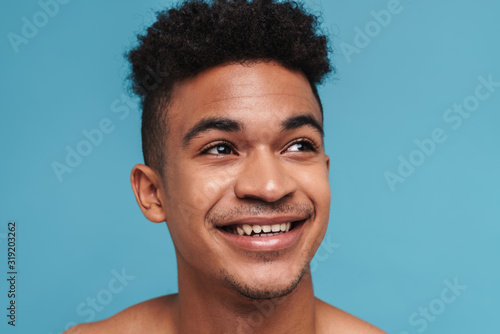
175, 265, 317, 334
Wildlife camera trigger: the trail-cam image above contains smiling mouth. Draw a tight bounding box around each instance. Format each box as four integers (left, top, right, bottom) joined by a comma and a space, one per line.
220, 221, 303, 237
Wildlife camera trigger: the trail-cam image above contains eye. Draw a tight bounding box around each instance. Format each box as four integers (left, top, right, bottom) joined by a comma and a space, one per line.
201, 142, 236, 155
285, 139, 318, 153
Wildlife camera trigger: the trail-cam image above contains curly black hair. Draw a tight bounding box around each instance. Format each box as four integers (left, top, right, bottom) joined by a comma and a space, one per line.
126, 0, 333, 173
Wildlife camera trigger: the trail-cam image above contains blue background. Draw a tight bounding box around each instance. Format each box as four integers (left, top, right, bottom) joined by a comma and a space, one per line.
1, 0, 499, 333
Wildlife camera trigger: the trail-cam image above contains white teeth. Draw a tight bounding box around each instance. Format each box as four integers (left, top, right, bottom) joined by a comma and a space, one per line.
230, 222, 294, 236
242, 224, 253, 235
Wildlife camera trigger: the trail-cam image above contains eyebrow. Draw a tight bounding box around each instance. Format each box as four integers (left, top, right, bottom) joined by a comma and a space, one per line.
182, 117, 242, 147
281, 114, 324, 137
182, 113, 324, 148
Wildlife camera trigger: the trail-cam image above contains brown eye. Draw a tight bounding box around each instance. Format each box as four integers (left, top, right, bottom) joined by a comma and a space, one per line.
203, 143, 234, 155
286, 140, 317, 152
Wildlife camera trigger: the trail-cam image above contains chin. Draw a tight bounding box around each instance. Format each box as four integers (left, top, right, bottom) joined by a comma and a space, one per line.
219, 260, 310, 300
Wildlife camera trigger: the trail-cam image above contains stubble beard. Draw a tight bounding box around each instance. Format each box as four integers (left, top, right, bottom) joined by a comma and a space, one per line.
209, 201, 317, 300
219, 254, 311, 300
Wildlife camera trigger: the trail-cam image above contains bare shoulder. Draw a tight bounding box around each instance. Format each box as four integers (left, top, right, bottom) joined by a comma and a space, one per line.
315, 298, 387, 334
64, 294, 178, 334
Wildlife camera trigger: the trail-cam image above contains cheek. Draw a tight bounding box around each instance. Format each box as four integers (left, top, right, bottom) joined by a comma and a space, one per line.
298, 163, 331, 244
166, 164, 237, 225
164, 164, 238, 266
297, 163, 331, 207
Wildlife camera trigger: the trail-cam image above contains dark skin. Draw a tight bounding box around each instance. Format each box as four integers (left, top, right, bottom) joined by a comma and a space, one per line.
66, 62, 386, 333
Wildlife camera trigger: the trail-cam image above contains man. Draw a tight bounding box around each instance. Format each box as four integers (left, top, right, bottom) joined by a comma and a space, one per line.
67, 0, 386, 332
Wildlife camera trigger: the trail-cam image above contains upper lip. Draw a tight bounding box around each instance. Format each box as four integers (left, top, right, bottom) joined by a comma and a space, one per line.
215, 215, 308, 228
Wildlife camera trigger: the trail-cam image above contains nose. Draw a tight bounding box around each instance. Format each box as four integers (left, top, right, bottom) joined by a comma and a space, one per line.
234, 148, 297, 203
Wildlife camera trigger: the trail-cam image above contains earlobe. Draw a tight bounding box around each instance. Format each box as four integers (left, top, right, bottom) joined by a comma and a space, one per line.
130, 164, 167, 223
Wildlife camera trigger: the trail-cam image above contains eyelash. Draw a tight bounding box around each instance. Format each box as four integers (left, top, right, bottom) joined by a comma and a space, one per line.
283, 138, 319, 153
200, 140, 237, 156
200, 138, 319, 156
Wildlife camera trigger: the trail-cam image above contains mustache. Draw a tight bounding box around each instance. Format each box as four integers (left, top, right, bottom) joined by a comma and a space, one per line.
207, 201, 315, 225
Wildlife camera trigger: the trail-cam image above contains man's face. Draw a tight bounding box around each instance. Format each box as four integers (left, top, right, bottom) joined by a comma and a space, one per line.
161, 61, 330, 299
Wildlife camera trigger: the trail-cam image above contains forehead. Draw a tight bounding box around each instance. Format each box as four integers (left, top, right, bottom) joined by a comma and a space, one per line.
166, 61, 322, 141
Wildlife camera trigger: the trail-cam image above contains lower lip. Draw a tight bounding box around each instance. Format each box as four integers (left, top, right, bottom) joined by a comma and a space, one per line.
216, 221, 305, 252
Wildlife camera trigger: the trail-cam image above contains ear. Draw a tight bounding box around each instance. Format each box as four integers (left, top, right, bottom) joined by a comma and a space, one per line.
130, 164, 167, 223
325, 154, 330, 172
